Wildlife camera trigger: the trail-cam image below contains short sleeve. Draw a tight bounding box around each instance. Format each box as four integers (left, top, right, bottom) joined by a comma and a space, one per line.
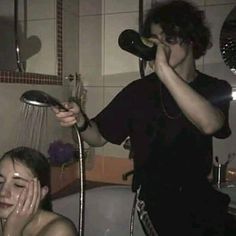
210, 80, 232, 139
92, 84, 134, 145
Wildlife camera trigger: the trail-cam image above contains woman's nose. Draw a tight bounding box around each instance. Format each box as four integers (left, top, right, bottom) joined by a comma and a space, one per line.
0, 184, 11, 197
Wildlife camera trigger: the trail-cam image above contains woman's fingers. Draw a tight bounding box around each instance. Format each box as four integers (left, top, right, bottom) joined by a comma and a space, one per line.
14, 179, 41, 216
22, 180, 34, 213
29, 179, 38, 213
14, 184, 28, 214
22, 178, 41, 214
33, 179, 41, 213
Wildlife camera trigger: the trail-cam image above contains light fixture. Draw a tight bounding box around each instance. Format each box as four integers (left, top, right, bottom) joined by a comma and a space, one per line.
232, 87, 236, 100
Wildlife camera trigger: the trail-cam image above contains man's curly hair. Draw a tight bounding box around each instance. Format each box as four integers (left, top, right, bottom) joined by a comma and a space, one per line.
141, 0, 212, 59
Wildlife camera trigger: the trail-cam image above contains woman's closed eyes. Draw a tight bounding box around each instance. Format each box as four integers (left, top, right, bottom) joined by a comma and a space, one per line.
0, 175, 29, 189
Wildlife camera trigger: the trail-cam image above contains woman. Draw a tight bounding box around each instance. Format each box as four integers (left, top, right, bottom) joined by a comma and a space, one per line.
0, 146, 77, 236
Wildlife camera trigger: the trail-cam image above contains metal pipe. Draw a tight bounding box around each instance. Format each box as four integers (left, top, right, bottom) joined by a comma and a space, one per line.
14, 0, 25, 72
138, 0, 145, 79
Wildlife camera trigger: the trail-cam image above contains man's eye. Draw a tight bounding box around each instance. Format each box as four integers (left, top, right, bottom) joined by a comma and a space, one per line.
165, 36, 177, 44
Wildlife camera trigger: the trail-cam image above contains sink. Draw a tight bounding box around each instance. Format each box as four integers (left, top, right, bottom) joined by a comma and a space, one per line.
219, 182, 236, 214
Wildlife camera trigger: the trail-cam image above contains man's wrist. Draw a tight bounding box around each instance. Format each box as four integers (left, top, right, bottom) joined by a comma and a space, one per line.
77, 118, 90, 132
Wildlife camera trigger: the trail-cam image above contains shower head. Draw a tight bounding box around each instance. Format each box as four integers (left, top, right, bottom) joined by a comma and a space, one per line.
21, 90, 85, 235
20, 90, 68, 111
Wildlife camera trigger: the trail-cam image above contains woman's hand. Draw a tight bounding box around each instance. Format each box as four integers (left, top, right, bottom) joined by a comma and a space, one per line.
3, 178, 41, 236
52, 102, 84, 127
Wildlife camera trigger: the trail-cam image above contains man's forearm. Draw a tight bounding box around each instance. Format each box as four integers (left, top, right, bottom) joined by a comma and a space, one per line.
79, 120, 107, 147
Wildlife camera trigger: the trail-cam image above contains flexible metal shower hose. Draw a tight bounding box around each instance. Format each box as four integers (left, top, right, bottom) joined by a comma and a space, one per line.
73, 124, 85, 236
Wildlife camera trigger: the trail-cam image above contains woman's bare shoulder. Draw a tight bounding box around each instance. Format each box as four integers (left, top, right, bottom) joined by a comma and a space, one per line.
38, 213, 77, 236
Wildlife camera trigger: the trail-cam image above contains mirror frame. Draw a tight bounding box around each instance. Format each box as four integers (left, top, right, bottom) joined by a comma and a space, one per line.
0, 0, 63, 85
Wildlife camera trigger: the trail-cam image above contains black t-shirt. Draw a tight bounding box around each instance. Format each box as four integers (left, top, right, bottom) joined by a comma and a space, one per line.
93, 71, 231, 189
93, 71, 233, 234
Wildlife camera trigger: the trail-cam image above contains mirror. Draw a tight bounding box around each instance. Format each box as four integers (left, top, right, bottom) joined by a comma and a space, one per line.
0, 0, 62, 84
220, 6, 236, 75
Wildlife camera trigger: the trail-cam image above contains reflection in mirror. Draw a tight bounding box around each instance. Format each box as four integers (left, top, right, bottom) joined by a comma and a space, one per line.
220, 6, 236, 75
0, 0, 62, 85
0, 16, 41, 72
0, 16, 17, 71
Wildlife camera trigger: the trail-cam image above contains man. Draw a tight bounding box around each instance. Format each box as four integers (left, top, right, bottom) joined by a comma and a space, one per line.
53, 1, 236, 235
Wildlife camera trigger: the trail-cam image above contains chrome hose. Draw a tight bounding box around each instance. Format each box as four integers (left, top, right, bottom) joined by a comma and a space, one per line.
73, 124, 85, 236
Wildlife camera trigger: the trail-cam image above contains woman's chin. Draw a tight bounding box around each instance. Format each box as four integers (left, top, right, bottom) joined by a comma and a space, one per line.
0, 208, 13, 219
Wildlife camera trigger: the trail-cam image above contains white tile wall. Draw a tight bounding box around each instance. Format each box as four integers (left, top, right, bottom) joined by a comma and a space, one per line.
104, 12, 140, 75
79, 0, 103, 16
79, 66, 103, 87
149, 0, 204, 7
205, 0, 236, 5
79, 15, 103, 86
0, 0, 14, 17
104, 0, 139, 13
104, 71, 140, 87
63, 0, 79, 16
63, 8, 79, 76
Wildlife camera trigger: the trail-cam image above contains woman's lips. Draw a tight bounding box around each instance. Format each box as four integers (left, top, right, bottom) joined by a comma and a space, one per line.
0, 202, 13, 208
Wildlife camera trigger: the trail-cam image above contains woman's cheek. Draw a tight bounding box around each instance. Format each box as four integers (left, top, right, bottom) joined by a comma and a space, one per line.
15, 193, 21, 203
15, 188, 24, 201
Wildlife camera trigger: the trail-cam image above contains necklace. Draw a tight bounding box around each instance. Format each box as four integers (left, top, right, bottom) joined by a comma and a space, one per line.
159, 82, 182, 119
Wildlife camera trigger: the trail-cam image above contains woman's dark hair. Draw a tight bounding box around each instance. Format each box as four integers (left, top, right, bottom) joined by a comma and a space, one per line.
1, 146, 52, 211
142, 0, 211, 59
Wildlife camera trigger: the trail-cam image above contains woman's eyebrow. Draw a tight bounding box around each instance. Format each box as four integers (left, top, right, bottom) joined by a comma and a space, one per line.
0, 174, 29, 182
13, 176, 29, 182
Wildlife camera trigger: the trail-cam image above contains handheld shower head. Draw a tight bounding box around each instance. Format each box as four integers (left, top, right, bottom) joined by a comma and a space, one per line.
20, 90, 68, 111
20, 89, 85, 235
